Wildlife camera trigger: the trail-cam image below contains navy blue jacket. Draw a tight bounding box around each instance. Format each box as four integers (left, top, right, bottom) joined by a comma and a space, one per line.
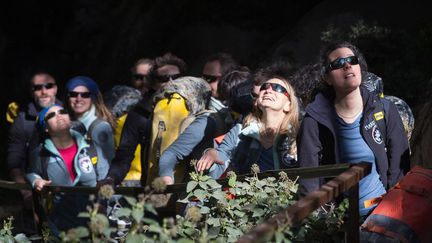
297, 86, 410, 193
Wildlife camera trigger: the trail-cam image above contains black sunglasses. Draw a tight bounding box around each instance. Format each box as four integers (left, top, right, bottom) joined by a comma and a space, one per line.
202, 74, 220, 83
32, 83, 56, 91
260, 83, 289, 97
68, 91, 91, 99
44, 109, 68, 122
133, 74, 149, 81
326, 55, 359, 72
156, 74, 181, 83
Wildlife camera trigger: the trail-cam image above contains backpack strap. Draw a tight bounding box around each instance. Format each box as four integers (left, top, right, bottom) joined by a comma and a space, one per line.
86, 118, 105, 141
39, 148, 51, 180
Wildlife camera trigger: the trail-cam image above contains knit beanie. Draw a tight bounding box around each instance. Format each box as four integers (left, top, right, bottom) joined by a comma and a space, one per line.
66, 76, 99, 101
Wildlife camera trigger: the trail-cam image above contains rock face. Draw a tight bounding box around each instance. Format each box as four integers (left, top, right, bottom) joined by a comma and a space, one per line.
410, 102, 432, 168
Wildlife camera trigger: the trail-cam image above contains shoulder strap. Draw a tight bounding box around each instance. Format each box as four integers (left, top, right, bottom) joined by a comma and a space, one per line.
87, 118, 105, 141
40, 148, 51, 180
375, 98, 390, 146
86, 141, 99, 179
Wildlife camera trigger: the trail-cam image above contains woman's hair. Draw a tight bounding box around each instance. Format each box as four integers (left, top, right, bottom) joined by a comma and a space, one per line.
93, 92, 117, 129
243, 76, 300, 138
319, 41, 368, 80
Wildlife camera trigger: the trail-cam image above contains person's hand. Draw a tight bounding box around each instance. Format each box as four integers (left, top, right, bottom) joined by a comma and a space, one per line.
196, 149, 224, 172
34, 178, 52, 192
161, 176, 174, 185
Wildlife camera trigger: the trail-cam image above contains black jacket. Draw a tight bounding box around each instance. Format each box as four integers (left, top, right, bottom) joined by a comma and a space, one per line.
107, 95, 152, 185
297, 86, 410, 193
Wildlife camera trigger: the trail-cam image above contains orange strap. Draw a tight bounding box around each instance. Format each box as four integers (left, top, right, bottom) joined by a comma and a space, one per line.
363, 196, 383, 208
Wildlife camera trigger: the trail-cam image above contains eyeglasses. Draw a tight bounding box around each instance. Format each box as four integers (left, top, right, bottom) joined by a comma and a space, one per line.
44, 109, 68, 122
260, 83, 289, 97
155, 74, 181, 83
326, 55, 359, 72
133, 74, 149, 81
68, 91, 91, 99
32, 83, 56, 91
202, 74, 220, 83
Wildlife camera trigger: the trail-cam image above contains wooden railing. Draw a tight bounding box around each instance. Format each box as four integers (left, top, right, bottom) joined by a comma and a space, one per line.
0, 162, 371, 242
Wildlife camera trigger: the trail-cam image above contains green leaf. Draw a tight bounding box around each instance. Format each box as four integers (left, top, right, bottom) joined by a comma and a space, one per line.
206, 217, 221, 227
142, 217, 159, 225
226, 226, 243, 238
74, 226, 90, 238
124, 196, 137, 206
233, 210, 246, 217
131, 208, 144, 223
200, 206, 210, 214
77, 212, 90, 218
211, 190, 226, 201
144, 203, 158, 216
177, 238, 195, 243
199, 181, 208, 190
206, 179, 221, 189
125, 234, 146, 243
14, 233, 30, 243
228, 175, 237, 187
148, 224, 162, 234
252, 208, 265, 218
187, 181, 199, 193
116, 207, 132, 217
193, 189, 207, 201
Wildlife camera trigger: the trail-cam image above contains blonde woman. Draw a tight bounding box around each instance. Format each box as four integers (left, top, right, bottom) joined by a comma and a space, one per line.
197, 65, 300, 177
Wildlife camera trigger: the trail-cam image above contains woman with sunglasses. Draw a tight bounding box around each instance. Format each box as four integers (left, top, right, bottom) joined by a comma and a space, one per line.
196, 66, 300, 177
297, 42, 410, 218
65, 76, 116, 163
26, 105, 110, 235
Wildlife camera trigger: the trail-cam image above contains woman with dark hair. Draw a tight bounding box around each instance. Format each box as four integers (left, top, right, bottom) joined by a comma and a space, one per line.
65, 76, 116, 163
26, 105, 109, 235
297, 41, 410, 218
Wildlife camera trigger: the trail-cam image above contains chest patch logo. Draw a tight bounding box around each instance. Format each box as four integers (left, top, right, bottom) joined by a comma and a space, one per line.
372, 125, 383, 144
78, 154, 93, 174
374, 111, 384, 121
364, 120, 376, 131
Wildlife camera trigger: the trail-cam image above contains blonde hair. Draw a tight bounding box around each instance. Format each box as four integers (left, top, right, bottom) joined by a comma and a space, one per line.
243, 77, 300, 138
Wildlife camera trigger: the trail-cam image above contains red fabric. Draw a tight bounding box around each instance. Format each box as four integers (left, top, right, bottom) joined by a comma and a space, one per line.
58, 142, 78, 182
365, 166, 432, 243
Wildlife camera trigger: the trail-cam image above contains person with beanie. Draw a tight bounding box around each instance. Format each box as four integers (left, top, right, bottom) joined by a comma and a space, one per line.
26, 105, 109, 235
65, 76, 116, 163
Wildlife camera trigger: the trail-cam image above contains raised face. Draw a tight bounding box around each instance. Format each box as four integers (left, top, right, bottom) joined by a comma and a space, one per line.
202, 60, 222, 98
32, 74, 57, 108
68, 85, 92, 117
325, 47, 362, 94
132, 63, 152, 90
257, 78, 291, 113
45, 106, 71, 134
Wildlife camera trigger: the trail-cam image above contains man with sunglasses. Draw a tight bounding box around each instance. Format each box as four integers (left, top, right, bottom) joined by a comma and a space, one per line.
102, 53, 188, 186
6, 72, 61, 233
202, 52, 238, 99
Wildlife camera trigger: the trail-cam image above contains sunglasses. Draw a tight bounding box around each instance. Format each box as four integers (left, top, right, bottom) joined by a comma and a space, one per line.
260, 83, 289, 97
326, 55, 359, 72
44, 109, 68, 122
32, 83, 56, 91
202, 74, 220, 83
68, 91, 91, 99
133, 74, 149, 81
155, 74, 181, 83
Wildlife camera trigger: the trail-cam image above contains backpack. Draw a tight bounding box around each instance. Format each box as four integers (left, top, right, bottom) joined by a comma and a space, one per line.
360, 166, 432, 243
145, 77, 224, 185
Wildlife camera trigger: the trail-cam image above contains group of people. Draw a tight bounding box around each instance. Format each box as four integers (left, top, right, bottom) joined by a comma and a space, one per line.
6, 41, 412, 235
